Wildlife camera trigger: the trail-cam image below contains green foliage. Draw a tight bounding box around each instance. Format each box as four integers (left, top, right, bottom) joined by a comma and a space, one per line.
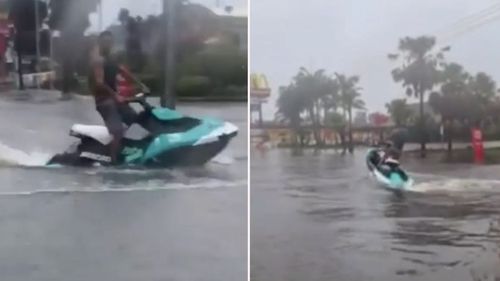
389, 35, 449, 156
275, 67, 365, 149
9, 0, 49, 55
134, 3, 246, 99
136, 74, 162, 94
180, 44, 247, 87
177, 76, 212, 97
326, 112, 345, 128
48, 0, 99, 34
386, 99, 413, 126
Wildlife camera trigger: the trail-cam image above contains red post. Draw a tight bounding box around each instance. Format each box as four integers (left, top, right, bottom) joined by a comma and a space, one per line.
471, 127, 484, 164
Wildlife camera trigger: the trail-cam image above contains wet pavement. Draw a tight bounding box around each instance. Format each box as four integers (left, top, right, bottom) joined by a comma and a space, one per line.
0, 90, 247, 281
251, 148, 500, 281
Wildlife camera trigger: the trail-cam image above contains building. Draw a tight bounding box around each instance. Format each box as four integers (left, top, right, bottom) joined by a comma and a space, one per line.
217, 15, 247, 52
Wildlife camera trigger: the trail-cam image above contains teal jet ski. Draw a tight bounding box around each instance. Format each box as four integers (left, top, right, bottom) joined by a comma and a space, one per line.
47, 93, 238, 167
366, 148, 413, 191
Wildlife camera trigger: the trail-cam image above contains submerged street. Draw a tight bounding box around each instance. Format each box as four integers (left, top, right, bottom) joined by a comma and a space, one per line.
252, 148, 500, 281
0, 91, 247, 281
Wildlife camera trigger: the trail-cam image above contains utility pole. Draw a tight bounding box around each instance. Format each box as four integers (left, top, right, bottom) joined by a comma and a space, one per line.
34, 0, 40, 89
98, 0, 103, 32
162, 0, 177, 108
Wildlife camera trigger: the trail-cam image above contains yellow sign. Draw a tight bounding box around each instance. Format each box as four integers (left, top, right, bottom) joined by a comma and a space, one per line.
251, 73, 270, 99
251, 73, 270, 90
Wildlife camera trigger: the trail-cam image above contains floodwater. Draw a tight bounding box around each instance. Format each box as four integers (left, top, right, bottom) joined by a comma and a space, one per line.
0, 90, 247, 281
251, 148, 500, 281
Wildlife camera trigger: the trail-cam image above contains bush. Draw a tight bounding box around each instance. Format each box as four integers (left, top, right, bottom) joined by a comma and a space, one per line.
211, 85, 247, 97
179, 44, 247, 87
137, 73, 162, 95
177, 76, 212, 97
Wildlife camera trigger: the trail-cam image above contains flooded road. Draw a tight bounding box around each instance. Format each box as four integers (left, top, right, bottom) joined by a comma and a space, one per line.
0, 90, 247, 281
251, 148, 500, 281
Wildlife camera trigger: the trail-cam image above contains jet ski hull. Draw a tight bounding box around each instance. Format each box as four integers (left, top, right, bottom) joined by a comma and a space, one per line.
47, 132, 236, 168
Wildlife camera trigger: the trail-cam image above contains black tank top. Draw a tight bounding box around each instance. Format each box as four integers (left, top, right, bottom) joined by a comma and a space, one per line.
103, 56, 118, 91
90, 54, 118, 103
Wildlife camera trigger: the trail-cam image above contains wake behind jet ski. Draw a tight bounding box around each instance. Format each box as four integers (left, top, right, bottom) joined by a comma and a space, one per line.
366, 147, 413, 191
47, 93, 238, 168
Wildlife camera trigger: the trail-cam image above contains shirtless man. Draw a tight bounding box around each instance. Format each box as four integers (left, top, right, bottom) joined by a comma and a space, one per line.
88, 31, 148, 164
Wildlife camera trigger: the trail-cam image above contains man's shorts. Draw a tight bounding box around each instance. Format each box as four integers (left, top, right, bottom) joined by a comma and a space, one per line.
96, 98, 137, 137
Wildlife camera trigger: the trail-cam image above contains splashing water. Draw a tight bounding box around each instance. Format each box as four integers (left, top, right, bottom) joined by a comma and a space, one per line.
0, 140, 236, 168
0, 142, 51, 167
408, 178, 500, 193
211, 153, 235, 165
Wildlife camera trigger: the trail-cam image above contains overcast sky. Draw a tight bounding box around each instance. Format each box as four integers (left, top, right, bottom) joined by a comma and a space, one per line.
251, 0, 500, 120
88, 0, 247, 33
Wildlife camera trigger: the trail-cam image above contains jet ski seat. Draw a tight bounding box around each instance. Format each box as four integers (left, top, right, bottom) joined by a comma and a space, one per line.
70, 124, 113, 145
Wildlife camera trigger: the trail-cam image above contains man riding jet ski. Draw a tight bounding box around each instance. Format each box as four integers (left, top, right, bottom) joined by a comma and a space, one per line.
366, 141, 412, 190
47, 93, 239, 168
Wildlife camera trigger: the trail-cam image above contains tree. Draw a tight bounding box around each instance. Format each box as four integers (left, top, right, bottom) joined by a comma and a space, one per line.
48, 0, 100, 97
276, 84, 306, 146
291, 68, 337, 146
468, 72, 496, 125
8, 0, 48, 89
118, 8, 144, 71
386, 99, 412, 127
335, 73, 365, 153
428, 63, 470, 153
389, 36, 448, 157
325, 111, 346, 152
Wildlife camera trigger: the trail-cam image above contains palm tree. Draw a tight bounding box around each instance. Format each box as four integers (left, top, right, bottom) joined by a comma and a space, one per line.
468, 72, 496, 126
386, 99, 412, 127
293, 68, 336, 146
320, 79, 339, 125
276, 84, 306, 146
389, 36, 449, 157
428, 62, 469, 153
325, 111, 346, 150
335, 73, 365, 153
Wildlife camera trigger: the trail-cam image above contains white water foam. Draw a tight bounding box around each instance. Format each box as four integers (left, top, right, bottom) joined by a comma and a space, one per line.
0, 179, 247, 197
211, 153, 235, 165
0, 139, 236, 168
408, 178, 500, 193
0, 142, 51, 167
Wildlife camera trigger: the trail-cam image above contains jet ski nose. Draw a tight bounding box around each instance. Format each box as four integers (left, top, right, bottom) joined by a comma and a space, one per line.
223, 122, 238, 137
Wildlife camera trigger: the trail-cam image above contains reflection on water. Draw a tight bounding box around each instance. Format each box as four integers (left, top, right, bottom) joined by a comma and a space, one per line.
251, 148, 500, 281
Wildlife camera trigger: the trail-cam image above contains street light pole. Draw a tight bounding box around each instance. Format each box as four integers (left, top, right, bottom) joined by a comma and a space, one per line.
162, 0, 177, 109
34, 0, 40, 88
98, 0, 103, 32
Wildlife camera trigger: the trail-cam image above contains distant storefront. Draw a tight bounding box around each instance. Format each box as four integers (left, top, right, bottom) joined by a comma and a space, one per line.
251, 122, 395, 147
